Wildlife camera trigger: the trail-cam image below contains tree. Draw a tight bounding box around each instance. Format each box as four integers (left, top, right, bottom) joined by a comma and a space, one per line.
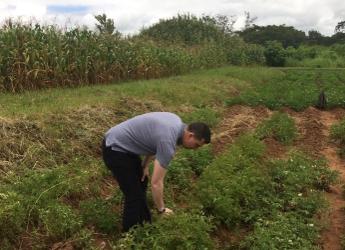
264, 41, 286, 67
244, 11, 257, 29
94, 14, 121, 38
238, 25, 306, 48
335, 20, 345, 33
307, 30, 324, 45
139, 14, 229, 45
214, 14, 236, 34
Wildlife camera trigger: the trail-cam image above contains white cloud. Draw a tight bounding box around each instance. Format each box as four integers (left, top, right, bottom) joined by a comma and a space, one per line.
0, 0, 343, 35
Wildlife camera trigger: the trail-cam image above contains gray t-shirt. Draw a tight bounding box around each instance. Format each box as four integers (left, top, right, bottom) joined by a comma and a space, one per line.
104, 112, 185, 168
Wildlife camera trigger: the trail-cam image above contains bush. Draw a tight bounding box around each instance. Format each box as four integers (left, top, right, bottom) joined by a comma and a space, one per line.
114, 212, 215, 249
264, 41, 286, 67
255, 112, 297, 144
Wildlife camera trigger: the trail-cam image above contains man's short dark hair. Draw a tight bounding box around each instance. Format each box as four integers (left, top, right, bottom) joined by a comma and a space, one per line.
187, 122, 211, 144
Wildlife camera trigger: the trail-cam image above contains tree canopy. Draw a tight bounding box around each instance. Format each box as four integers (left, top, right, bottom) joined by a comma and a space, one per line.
138, 14, 235, 46
238, 24, 306, 48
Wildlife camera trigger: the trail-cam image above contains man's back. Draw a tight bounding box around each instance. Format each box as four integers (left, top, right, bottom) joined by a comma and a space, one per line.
105, 112, 185, 167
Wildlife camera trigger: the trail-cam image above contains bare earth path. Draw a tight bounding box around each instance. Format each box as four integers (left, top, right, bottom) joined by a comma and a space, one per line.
319, 111, 345, 250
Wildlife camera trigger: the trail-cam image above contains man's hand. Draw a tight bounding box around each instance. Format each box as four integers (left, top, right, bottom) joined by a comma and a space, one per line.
158, 207, 173, 215
141, 166, 149, 182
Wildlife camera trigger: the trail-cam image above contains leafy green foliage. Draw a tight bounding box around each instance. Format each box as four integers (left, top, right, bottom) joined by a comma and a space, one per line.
264, 41, 286, 66
180, 106, 220, 128
0, 191, 26, 242
244, 213, 318, 250
197, 135, 271, 226
256, 112, 297, 144
239, 24, 307, 48
330, 118, 345, 157
0, 16, 265, 93
39, 202, 82, 238
268, 152, 337, 213
139, 14, 228, 46
166, 145, 214, 191
80, 198, 120, 234
197, 134, 337, 248
0, 163, 92, 242
94, 14, 120, 37
114, 213, 215, 249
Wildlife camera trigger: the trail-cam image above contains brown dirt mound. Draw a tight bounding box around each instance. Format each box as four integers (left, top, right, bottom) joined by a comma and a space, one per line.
284, 107, 328, 157
212, 105, 271, 154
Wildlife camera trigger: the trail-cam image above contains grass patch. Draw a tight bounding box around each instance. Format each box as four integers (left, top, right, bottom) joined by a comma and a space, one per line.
226, 68, 345, 110
0, 67, 235, 117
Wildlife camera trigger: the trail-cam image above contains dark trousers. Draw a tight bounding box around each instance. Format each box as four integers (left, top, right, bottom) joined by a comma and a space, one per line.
102, 140, 151, 232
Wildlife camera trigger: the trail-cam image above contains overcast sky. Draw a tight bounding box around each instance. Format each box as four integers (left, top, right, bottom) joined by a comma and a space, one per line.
0, 0, 344, 36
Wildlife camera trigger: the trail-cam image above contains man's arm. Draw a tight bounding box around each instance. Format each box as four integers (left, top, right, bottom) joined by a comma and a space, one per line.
142, 155, 155, 169
151, 159, 171, 213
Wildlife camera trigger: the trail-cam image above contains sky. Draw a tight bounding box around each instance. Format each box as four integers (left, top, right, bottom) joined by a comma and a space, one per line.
0, 0, 344, 36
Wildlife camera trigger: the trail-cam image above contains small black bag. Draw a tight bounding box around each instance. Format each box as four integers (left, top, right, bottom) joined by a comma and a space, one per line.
316, 90, 327, 110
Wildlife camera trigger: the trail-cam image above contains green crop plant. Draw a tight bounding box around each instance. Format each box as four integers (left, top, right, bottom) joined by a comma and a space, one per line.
114, 212, 215, 250
197, 135, 272, 227
196, 133, 337, 248
255, 112, 297, 144
0, 15, 267, 93
243, 213, 319, 250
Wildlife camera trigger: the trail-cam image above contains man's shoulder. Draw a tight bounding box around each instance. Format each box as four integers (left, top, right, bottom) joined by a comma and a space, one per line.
144, 112, 180, 119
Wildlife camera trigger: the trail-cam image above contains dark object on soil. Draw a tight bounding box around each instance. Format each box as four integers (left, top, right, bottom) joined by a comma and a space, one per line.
316, 91, 327, 110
